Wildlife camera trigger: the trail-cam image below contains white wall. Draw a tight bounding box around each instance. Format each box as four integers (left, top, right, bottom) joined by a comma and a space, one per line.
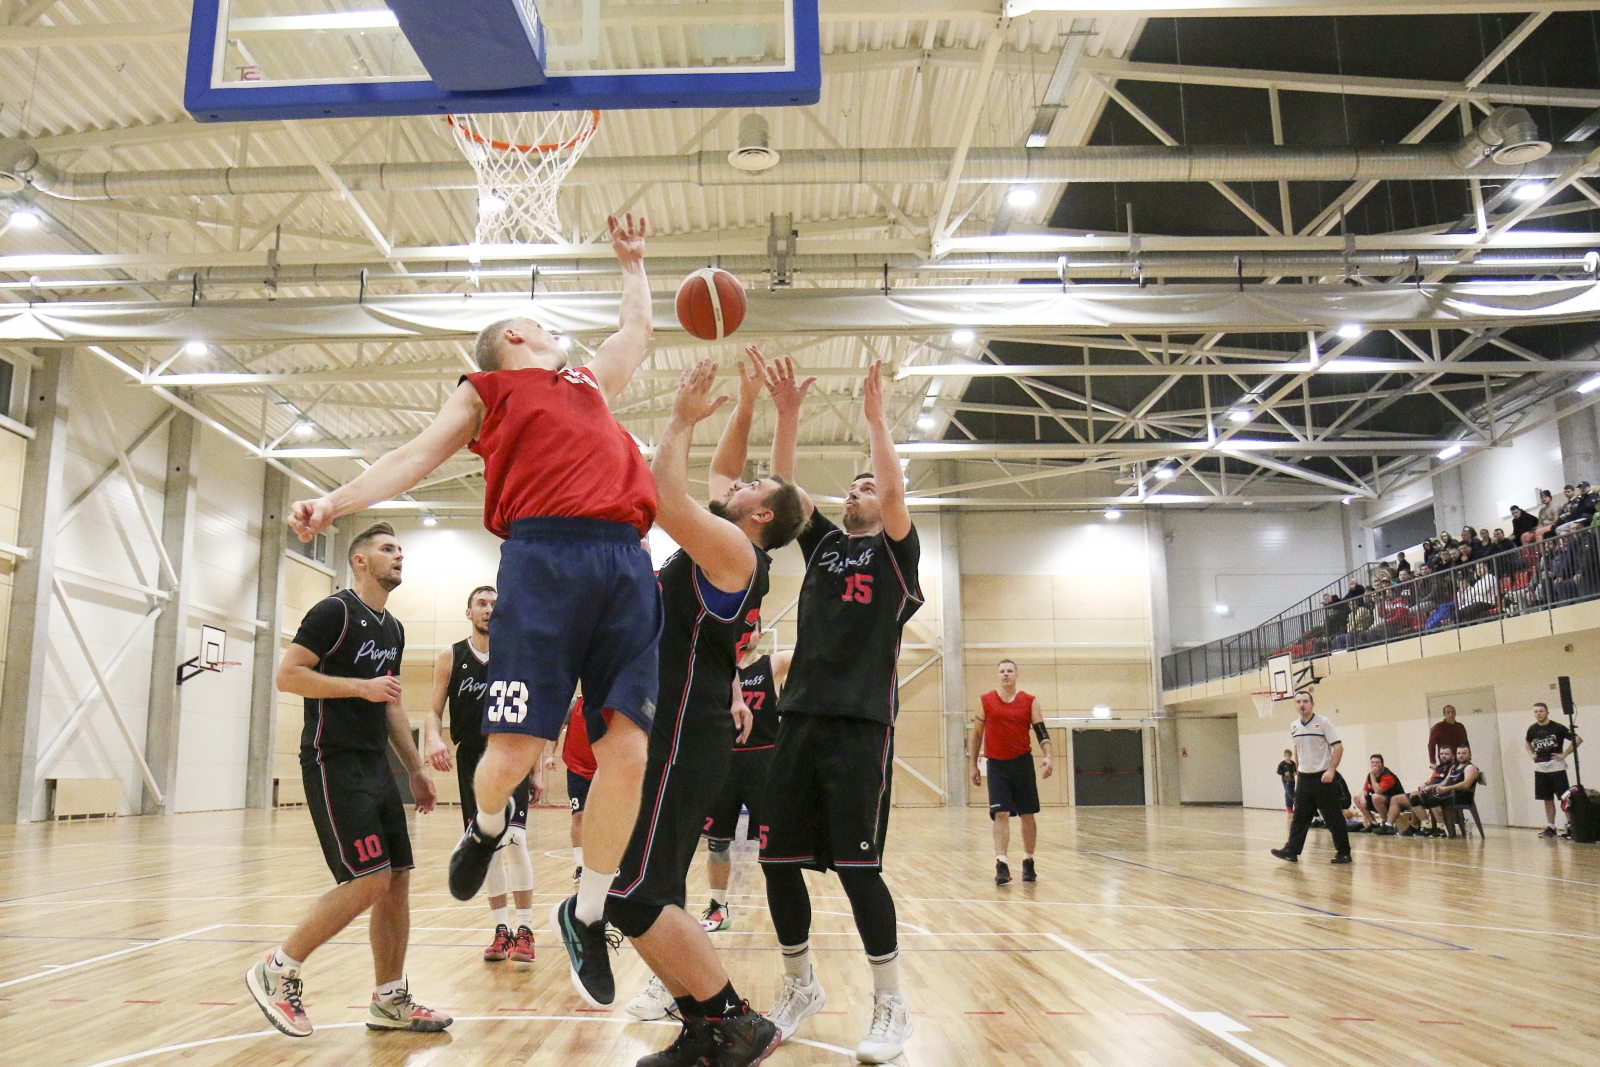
1164, 508, 1348, 649
1459, 419, 1564, 533
1177, 716, 1242, 803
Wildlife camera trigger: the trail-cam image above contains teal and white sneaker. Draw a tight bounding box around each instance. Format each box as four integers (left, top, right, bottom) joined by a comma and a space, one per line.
366, 981, 452, 1032
246, 955, 311, 1038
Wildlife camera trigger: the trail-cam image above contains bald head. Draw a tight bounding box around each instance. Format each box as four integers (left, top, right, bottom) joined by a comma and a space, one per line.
475, 316, 564, 372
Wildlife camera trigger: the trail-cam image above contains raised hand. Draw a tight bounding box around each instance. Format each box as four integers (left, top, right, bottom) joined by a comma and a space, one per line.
670, 359, 731, 427
736, 356, 764, 408
862, 359, 888, 424
759, 349, 817, 418
288, 496, 336, 542
608, 213, 648, 265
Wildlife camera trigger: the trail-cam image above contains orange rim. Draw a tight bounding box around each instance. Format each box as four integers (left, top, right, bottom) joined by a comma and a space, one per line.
446, 111, 601, 154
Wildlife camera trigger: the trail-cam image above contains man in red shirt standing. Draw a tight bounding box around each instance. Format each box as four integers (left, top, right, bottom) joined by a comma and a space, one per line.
288, 215, 656, 1008
1428, 704, 1468, 767
969, 659, 1054, 885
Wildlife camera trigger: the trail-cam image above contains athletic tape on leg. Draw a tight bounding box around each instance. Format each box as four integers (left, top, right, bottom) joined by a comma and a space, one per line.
484, 848, 508, 898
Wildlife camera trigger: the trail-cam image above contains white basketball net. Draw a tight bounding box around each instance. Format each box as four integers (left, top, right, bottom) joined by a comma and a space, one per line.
1252, 692, 1277, 719
447, 110, 600, 245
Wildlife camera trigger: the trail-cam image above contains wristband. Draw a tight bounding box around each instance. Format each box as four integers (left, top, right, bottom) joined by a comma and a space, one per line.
1032, 721, 1050, 744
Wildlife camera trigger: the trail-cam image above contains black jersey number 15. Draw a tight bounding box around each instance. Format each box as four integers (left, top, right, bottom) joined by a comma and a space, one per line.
841, 574, 873, 603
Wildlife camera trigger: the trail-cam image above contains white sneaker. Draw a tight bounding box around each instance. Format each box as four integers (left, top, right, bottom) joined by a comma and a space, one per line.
855, 992, 912, 1063
624, 975, 676, 1021
768, 971, 827, 1042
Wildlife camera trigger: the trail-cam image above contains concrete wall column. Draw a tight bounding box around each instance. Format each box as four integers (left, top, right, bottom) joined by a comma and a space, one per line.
0, 349, 72, 824
1556, 392, 1600, 486
245, 466, 287, 809
142, 412, 200, 815
1431, 462, 1467, 537
1146, 511, 1180, 806
938, 506, 967, 806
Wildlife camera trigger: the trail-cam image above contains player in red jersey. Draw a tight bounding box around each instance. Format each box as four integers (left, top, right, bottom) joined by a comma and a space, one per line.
969, 659, 1053, 885
288, 215, 657, 1007
549, 698, 598, 884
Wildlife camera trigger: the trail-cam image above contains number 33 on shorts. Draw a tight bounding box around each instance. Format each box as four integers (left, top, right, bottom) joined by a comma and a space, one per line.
486, 680, 529, 723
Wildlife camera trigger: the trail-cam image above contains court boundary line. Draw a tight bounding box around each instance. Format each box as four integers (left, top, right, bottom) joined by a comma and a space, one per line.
0, 923, 226, 989
1041, 932, 1291, 1067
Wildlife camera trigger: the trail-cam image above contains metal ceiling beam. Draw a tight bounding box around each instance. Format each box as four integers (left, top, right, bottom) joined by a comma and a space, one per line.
0, 22, 187, 48
901, 361, 1598, 378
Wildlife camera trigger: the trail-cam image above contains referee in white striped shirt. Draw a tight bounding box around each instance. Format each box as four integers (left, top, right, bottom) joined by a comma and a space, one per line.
1272, 691, 1352, 865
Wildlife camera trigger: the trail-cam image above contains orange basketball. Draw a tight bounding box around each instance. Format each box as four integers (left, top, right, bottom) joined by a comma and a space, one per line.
675, 267, 747, 340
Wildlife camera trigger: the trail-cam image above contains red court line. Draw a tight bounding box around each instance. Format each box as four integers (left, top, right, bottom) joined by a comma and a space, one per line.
1511, 1024, 1558, 1030
50, 998, 87, 1003
1419, 1020, 1463, 1025
125, 999, 162, 1004
1332, 1017, 1375, 1022
574, 1008, 608, 1013
199, 1002, 236, 1006
1248, 1015, 1289, 1019
965, 1011, 1004, 1015
1045, 1011, 1087, 1016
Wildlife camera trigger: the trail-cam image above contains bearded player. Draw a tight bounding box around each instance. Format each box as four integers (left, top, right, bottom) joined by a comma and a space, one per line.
289, 215, 657, 1007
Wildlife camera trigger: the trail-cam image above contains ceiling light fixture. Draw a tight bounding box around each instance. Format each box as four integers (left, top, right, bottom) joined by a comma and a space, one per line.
421, 512, 438, 527
291, 419, 316, 440
916, 413, 936, 430
1005, 187, 1039, 208
1577, 374, 1600, 394
1213, 603, 1232, 616
1153, 466, 1176, 481
9, 209, 39, 229
1336, 323, 1363, 340
1437, 443, 1463, 460
182, 340, 208, 356
1227, 408, 1251, 423
951, 328, 976, 345
478, 192, 507, 214
1025, 132, 1049, 148
1092, 705, 1112, 719
1103, 507, 1122, 521
1514, 182, 1547, 201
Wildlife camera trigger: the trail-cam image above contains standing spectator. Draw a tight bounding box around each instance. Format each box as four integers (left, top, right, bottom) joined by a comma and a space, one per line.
1272, 692, 1352, 865
1395, 552, 1413, 578
1428, 705, 1468, 767
1353, 754, 1405, 834
970, 659, 1053, 885
1511, 504, 1538, 544
1526, 702, 1582, 837
1275, 749, 1297, 827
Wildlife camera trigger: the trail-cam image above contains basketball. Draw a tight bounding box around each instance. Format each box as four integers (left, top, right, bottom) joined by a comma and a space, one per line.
675, 267, 747, 340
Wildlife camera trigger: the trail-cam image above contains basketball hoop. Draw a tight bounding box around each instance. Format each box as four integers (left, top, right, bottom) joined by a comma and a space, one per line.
1251, 691, 1278, 720
447, 110, 601, 245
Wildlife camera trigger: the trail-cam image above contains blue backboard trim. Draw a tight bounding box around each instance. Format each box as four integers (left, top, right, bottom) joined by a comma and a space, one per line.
185, 0, 821, 122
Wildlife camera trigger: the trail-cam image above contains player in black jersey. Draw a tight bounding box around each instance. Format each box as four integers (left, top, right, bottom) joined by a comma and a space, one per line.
757, 359, 923, 1063
422, 585, 542, 963
597, 360, 806, 1067
697, 636, 791, 933
247, 523, 450, 1039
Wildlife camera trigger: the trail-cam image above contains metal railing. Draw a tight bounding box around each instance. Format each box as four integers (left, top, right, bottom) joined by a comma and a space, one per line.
1161, 523, 1600, 690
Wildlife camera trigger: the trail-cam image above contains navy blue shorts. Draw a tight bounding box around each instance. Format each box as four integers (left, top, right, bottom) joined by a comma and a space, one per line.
567, 769, 593, 813
484, 517, 661, 744
987, 753, 1040, 818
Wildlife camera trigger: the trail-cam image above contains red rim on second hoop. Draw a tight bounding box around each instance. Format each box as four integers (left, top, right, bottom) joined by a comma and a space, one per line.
445, 110, 601, 154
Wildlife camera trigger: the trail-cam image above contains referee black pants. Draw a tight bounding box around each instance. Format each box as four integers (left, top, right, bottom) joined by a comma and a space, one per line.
1285, 772, 1351, 857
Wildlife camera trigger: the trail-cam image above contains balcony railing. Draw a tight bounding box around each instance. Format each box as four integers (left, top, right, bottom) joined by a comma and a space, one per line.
1161, 523, 1600, 691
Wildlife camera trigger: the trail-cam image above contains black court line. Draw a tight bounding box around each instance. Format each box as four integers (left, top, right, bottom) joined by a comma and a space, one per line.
1079, 850, 1473, 951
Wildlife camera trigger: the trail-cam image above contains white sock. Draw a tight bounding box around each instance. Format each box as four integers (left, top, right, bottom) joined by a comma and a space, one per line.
491, 906, 509, 929
573, 846, 584, 867
1024, 853, 1034, 861
781, 942, 812, 983
574, 867, 615, 925
868, 950, 900, 996
996, 854, 1009, 865
267, 947, 303, 975
374, 977, 406, 1001
517, 908, 533, 931
476, 804, 507, 838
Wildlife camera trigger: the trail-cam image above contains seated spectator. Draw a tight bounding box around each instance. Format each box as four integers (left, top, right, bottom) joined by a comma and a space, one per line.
1532, 488, 1561, 541
1432, 744, 1481, 822
1456, 563, 1498, 622
1511, 504, 1538, 544
1352, 754, 1406, 834
1423, 598, 1455, 630
1393, 749, 1454, 836
1558, 481, 1597, 535
1490, 528, 1516, 555
1335, 597, 1373, 650
1414, 563, 1438, 614
1320, 593, 1348, 647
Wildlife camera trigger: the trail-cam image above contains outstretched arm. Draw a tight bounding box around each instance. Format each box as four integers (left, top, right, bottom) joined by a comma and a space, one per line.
758, 349, 817, 519
288, 380, 484, 541
587, 214, 653, 403
863, 360, 911, 541
652, 360, 757, 594
708, 351, 764, 501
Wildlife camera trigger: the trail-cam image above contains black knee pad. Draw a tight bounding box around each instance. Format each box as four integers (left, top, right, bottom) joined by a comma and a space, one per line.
605, 896, 664, 939
707, 837, 731, 854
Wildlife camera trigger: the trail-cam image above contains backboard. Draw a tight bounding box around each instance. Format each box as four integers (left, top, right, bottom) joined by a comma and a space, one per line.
200, 625, 228, 669
1266, 653, 1293, 700
186, 0, 821, 122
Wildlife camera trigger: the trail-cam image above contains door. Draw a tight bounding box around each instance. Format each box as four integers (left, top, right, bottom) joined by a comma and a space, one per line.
1427, 689, 1507, 826
1074, 729, 1146, 806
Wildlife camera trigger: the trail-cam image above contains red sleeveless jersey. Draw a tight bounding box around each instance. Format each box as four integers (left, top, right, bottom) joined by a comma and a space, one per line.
981, 690, 1036, 761
465, 366, 656, 538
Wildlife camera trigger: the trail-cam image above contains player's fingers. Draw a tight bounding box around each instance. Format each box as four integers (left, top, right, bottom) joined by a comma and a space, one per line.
606, 214, 618, 236
800, 376, 818, 394
708, 394, 732, 415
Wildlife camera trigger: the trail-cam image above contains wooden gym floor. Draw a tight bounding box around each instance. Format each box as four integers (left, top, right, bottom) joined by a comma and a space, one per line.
3, 802, 1597, 1067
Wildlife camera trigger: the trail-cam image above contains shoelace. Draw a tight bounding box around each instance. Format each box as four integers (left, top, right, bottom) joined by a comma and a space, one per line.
771, 975, 805, 1020
603, 927, 624, 952
385, 988, 424, 1016
867, 998, 899, 1039
280, 975, 305, 1014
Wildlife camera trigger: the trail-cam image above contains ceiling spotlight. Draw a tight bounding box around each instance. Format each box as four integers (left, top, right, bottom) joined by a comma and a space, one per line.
291, 419, 316, 440
1513, 181, 1547, 201
9, 209, 39, 229
1103, 507, 1122, 521
1153, 466, 1176, 481
1227, 408, 1251, 423
182, 340, 208, 356
1342, 495, 1354, 505
478, 192, 508, 214
951, 328, 976, 345
1213, 603, 1232, 616
1025, 132, 1049, 148
1005, 187, 1039, 208
1437, 443, 1463, 460
1336, 323, 1363, 340
420, 512, 439, 527
1578, 374, 1600, 394
916, 413, 936, 430
1092, 705, 1112, 719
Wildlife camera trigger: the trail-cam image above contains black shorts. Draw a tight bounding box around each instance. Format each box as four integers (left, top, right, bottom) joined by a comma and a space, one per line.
759, 715, 893, 872
608, 757, 725, 909
986, 753, 1040, 818
567, 769, 593, 813
704, 747, 774, 841
455, 743, 530, 832
1408, 791, 1445, 809
1535, 769, 1571, 801
301, 749, 414, 884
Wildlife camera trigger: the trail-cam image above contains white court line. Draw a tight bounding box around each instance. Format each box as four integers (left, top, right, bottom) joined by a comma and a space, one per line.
76, 1016, 858, 1067
0, 923, 226, 989
1042, 932, 1290, 1067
